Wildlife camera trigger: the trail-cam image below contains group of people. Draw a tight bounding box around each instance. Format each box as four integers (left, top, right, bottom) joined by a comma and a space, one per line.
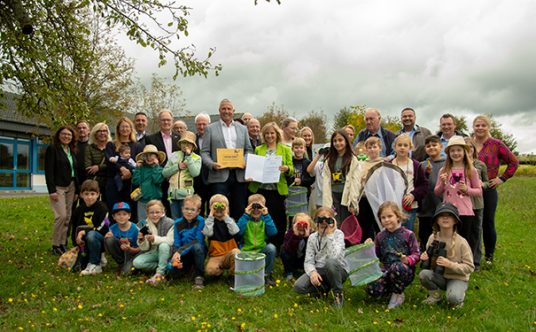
44, 100, 519, 309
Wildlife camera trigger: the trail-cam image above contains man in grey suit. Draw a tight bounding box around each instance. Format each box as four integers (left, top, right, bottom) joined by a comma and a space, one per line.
201, 99, 253, 221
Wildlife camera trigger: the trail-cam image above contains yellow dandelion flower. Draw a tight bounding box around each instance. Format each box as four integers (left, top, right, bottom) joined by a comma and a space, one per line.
119, 303, 124, 308
98, 313, 103, 317
384, 309, 389, 313
387, 321, 391, 325
207, 323, 212, 328
240, 322, 246, 330
231, 316, 236, 321
17, 327, 23, 331
191, 316, 196, 321
41, 311, 45, 314
237, 308, 242, 313
122, 316, 127, 320
160, 297, 165, 302
8, 298, 13, 303
373, 321, 378, 325
276, 279, 281, 284
293, 303, 298, 308
77, 304, 83, 310
53, 307, 58, 312
448, 316, 451, 319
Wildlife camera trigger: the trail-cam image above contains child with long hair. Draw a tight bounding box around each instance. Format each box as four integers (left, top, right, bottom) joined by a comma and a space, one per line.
322, 130, 360, 225
281, 213, 313, 282
365, 202, 420, 309
419, 203, 474, 308
390, 134, 428, 231
293, 207, 348, 309
434, 136, 482, 259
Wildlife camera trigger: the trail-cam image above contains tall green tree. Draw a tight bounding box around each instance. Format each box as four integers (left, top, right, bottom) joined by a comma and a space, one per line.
257, 103, 289, 128
1, 0, 220, 129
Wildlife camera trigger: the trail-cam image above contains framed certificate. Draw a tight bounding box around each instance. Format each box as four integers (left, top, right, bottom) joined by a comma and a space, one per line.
216, 148, 245, 168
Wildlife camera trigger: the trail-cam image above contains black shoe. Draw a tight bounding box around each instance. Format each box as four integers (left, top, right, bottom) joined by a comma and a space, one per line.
228, 275, 235, 288
51, 246, 64, 256
264, 274, 276, 286
60, 244, 67, 253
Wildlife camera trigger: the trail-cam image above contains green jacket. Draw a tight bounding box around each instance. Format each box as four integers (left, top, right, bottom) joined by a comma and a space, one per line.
237, 213, 278, 252
162, 151, 202, 200
132, 164, 165, 203
248, 143, 294, 195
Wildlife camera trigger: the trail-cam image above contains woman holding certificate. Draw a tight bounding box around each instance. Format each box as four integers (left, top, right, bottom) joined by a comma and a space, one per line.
248, 122, 294, 250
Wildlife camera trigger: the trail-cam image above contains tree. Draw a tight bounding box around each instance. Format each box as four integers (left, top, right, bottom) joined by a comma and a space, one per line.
452, 115, 468, 135
333, 105, 366, 132
299, 110, 328, 143
1, 0, 220, 130
257, 103, 289, 128
128, 74, 188, 132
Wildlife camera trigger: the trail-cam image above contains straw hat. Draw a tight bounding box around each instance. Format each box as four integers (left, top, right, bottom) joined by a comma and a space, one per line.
135, 144, 166, 164
445, 135, 470, 154
178, 131, 197, 150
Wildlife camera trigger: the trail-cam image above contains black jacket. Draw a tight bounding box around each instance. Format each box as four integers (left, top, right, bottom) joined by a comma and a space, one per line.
44, 144, 78, 194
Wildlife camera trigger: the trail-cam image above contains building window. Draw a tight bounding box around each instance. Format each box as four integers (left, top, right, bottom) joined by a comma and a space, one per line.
0, 137, 32, 189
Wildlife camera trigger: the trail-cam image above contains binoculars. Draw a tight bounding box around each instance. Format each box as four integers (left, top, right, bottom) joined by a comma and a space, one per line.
315, 216, 334, 225
213, 202, 226, 210
421, 240, 447, 274
251, 203, 263, 210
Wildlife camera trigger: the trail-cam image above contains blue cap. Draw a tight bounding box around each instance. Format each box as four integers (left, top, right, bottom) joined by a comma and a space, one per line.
112, 202, 131, 213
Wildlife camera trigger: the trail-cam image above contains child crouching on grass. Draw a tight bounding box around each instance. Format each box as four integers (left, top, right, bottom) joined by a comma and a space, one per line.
71, 180, 109, 275
293, 207, 348, 309
365, 201, 420, 309
419, 203, 474, 308
281, 213, 312, 282
237, 194, 278, 286
133, 200, 174, 285
104, 202, 140, 275
169, 194, 207, 289
203, 194, 240, 285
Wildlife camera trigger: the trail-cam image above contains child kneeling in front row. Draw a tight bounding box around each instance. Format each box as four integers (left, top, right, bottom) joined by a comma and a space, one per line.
293, 207, 348, 309
133, 200, 174, 285
419, 202, 474, 308
365, 201, 420, 309
104, 202, 140, 275
203, 194, 241, 284
237, 194, 278, 286
72, 179, 109, 275
169, 194, 207, 289
281, 213, 312, 282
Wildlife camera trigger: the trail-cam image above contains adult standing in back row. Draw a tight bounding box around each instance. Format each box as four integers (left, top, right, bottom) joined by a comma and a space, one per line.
354, 108, 396, 157
395, 107, 432, 162
201, 99, 253, 221
472, 115, 518, 266
145, 109, 180, 216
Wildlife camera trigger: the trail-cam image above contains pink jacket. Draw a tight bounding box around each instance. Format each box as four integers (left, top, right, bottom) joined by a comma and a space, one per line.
434, 167, 482, 216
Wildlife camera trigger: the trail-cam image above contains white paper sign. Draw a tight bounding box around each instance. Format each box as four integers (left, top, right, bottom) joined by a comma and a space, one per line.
245, 153, 282, 184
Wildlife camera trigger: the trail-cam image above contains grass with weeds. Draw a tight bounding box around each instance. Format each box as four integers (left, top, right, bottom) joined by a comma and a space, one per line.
0, 177, 535, 331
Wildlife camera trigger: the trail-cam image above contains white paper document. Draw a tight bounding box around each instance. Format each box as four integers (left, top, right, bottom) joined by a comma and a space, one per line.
245, 153, 282, 184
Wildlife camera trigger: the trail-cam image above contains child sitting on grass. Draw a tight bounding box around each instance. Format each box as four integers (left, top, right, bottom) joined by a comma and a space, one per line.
281, 212, 312, 282
293, 207, 348, 309
133, 200, 174, 285
237, 194, 278, 286
365, 201, 420, 309
104, 202, 140, 275
419, 203, 474, 308
71, 180, 109, 275
169, 194, 206, 289
203, 194, 241, 284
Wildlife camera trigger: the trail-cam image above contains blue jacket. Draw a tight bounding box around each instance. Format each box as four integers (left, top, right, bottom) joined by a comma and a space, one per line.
171, 215, 205, 256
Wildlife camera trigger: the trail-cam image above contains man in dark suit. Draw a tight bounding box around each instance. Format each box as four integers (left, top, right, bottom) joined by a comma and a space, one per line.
145, 109, 179, 216
134, 112, 149, 148
201, 99, 253, 221
353, 107, 396, 157
247, 118, 261, 150
193, 112, 211, 216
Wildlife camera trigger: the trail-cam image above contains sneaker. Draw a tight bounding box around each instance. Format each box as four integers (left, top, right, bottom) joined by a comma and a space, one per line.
387, 293, 405, 309
146, 273, 165, 285
80, 263, 102, 276
422, 290, 442, 305
100, 253, 108, 268
333, 292, 344, 309
284, 273, 295, 283
264, 274, 276, 286
452, 301, 464, 309
193, 276, 204, 289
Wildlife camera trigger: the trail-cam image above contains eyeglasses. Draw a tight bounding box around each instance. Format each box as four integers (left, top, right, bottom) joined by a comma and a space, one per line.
148, 210, 163, 215
183, 207, 197, 212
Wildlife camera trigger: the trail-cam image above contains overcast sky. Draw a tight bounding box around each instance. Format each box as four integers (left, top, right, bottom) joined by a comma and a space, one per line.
121, 0, 536, 153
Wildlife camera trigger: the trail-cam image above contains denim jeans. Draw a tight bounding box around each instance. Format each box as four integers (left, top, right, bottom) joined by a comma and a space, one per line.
172, 242, 206, 277
170, 199, 183, 221
104, 236, 138, 274
133, 243, 171, 275
86, 231, 104, 265
261, 243, 277, 275
403, 208, 417, 232
419, 269, 468, 305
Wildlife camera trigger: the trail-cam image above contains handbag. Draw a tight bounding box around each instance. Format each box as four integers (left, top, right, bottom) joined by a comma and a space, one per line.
58, 247, 80, 270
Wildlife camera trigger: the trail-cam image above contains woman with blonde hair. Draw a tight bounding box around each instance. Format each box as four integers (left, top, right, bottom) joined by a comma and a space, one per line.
85, 122, 112, 197
299, 126, 315, 159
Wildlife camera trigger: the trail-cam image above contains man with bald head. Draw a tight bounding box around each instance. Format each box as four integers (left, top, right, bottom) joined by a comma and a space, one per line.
247, 118, 261, 149
173, 120, 188, 137
201, 99, 253, 221
354, 108, 396, 157
395, 107, 432, 161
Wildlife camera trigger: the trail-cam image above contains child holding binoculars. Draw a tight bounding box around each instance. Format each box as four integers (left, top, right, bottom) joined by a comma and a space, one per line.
281, 213, 313, 282
293, 207, 348, 309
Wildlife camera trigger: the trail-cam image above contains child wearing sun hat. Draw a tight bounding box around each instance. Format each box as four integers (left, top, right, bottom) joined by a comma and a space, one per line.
162, 131, 202, 220
132, 144, 166, 222
419, 202, 474, 308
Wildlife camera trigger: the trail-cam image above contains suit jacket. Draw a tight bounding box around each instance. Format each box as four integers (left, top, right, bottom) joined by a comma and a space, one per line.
194, 133, 209, 185
248, 143, 293, 196
201, 121, 253, 183
355, 127, 396, 157
45, 144, 78, 194
145, 131, 180, 157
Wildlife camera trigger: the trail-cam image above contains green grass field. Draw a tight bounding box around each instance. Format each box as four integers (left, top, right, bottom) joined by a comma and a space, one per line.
1, 177, 535, 331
